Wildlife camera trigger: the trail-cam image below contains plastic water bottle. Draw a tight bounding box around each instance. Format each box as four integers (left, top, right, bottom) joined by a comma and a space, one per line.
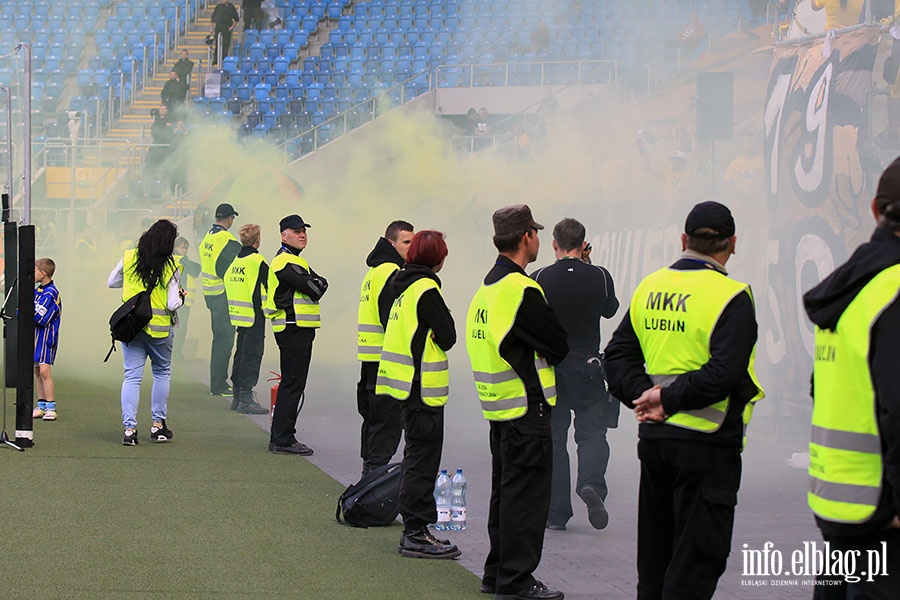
450, 468, 467, 531
434, 469, 452, 531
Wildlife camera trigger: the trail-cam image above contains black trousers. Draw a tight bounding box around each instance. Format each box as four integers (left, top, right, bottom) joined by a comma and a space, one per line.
482, 402, 553, 595
399, 388, 444, 532
231, 321, 264, 396
637, 438, 741, 600
243, 6, 265, 30
214, 28, 232, 61
814, 529, 900, 600
357, 361, 403, 474
549, 357, 611, 525
270, 327, 315, 446
204, 294, 235, 394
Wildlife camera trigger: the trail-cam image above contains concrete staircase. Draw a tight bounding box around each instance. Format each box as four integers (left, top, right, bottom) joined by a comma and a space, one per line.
107, 4, 216, 168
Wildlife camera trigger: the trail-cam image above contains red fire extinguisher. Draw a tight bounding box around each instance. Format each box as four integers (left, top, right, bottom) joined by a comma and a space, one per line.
267, 371, 281, 423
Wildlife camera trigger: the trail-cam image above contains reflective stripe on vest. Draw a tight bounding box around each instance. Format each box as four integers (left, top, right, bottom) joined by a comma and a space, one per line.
375, 278, 449, 406
357, 262, 400, 361
224, 252, 267, 328
630, 267, 764, 434
466, 272, 556, 421
264, 250, 321, 332
808, 264, 900, 524
122, 249, 176, 339
199, 229, 237, 296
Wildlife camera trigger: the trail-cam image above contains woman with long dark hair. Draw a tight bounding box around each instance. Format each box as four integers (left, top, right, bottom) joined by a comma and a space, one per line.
108, 219, 185, 445
375, 230, 459, 559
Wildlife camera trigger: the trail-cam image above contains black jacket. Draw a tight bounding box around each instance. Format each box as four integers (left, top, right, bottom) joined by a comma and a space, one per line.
387, 263, 456, 378
484, 255, 569, 403
604, 255, 759, 448
173, 58, 194, 84
211, 2, 239, 31
803, 226, 900, 538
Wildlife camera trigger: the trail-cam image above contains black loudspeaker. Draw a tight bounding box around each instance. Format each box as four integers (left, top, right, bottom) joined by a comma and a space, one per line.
696, 71, 733, 141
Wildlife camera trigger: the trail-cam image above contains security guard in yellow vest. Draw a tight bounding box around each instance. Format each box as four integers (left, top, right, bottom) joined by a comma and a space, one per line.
356, 220, 414, 476
374, 230, 459, 559
223, 223, 269, 415
605, 201, 763, 600
803, 158, 900, 596
465, 205, 568, 600
173, 237, 200, 360
264, 214, 327, 456
199, 203, 242, 397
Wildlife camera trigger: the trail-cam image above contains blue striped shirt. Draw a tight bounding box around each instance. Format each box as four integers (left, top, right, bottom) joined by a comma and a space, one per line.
34, 281, 61, 363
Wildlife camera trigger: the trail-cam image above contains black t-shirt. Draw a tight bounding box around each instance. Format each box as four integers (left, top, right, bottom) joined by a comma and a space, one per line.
531, 258, 618, 354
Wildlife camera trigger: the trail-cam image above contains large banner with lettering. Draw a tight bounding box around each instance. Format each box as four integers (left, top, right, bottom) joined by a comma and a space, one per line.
762, 28, 880, 405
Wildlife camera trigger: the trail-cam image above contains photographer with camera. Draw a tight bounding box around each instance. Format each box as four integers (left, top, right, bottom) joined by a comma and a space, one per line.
531, 218, 620, 532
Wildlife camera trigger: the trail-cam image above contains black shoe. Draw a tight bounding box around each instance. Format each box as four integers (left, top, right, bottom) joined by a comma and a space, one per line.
149, 420, 173, 442
546, 521, 566, 531
579, 486, 609, 530
398, 528, 461, 559
268, 440, 314, 455
496, 581, 564, 600
122, 428, 138, 446
480, 582, 495, 594
230, 395, 240, 410
237, 399, 269, 414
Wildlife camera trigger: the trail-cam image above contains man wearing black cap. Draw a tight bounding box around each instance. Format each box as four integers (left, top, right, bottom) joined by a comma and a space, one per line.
466, 204, 569, 600
200, 203, 242, 398
802, 158, 900, 597
264, 214, 328, 455
604, 200, 764, 600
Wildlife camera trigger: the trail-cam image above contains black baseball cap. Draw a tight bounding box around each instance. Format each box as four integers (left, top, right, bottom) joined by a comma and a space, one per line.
684, 201, 735, 239
279, 214, 312, 231
215, 203, 239, 218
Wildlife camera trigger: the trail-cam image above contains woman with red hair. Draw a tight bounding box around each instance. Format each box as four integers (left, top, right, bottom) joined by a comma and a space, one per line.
375, 230, 459, 558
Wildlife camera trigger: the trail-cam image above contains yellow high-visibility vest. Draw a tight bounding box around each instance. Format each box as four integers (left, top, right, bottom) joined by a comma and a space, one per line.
264, 250, 321, 332
357, 262, 400, 362
630, 267, 764, 437
224, 252, 268, 328
200, 228, 237, 296
466, 272, 556, 421
122, 248, 176, 338
808, 264, 900, 523
375, 277, 450, 407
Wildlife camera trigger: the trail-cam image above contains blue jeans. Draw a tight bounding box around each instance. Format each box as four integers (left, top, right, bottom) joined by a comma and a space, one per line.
121, 331, 173, 429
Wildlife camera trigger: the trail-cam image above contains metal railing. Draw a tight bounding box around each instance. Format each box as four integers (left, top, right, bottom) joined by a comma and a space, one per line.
275, 70, 431, 158
433, 60, 618, 88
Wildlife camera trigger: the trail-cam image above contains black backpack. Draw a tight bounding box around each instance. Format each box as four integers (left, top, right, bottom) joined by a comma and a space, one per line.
335, 462, 402, 528
104, 291, 152, 362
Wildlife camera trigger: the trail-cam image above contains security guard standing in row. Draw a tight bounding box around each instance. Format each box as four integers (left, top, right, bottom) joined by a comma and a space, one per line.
803, 158, 900, 597
200, 203, 242, 397
357, 219, 415, 476
604, 201, 764, 600
266, 214, 328, 455
375, 230, 459, 560
223, 223, 269, 415
466, 205, 569, 600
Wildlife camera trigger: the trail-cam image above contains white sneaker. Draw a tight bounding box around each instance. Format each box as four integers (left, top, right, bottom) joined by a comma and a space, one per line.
42, 410, 57, 421
32, 408, 44, 419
